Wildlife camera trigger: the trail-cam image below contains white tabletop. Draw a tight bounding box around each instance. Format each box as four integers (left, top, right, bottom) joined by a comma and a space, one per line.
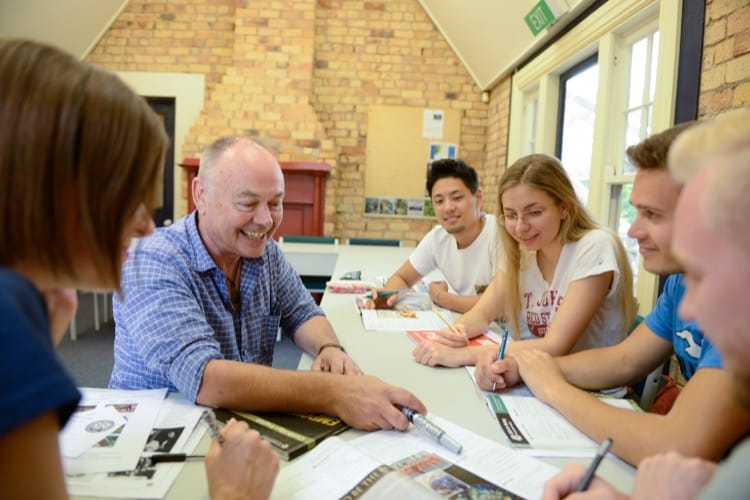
309, 244, 637, 495
78, 243, 635, 498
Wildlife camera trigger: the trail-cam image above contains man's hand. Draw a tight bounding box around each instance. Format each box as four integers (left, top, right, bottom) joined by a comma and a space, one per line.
312, 347, 363, 375
359, 289, 399, 310
542, 463, 625, 500
514, 350, 568, 404
475, 346, 521, 391
332, 375, 427, 431
631, 452, 715, 500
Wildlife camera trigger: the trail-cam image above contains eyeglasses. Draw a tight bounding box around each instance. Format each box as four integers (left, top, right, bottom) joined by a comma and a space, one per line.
500, 208, 547, 225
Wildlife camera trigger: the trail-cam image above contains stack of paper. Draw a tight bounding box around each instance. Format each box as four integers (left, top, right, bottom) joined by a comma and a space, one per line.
62, 388, 207, 499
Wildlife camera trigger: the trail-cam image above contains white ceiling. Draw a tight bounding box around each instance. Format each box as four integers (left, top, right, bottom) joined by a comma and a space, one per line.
0, 0, 129, 58
1, 0, 596, 90
419, 0, 597, 90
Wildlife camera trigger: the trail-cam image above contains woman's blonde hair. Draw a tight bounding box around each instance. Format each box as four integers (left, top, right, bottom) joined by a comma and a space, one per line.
498, 154, 636, 337
0, 39, 167, 287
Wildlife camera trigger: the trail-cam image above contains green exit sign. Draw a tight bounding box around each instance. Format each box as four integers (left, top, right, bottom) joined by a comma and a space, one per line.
524, 0, 557, 36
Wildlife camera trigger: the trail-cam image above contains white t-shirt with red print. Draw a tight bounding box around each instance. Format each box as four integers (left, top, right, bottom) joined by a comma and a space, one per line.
516, 229, 628, 353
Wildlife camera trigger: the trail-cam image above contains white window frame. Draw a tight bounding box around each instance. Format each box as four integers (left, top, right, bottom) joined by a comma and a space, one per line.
507, 0, 683, 314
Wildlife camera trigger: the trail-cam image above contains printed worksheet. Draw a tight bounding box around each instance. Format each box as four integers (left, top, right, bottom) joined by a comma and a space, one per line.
272, 414, 559, 500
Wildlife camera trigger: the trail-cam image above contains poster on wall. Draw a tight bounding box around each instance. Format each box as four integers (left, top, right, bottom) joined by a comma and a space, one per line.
422, 109, 445, 139
428, 142, 458, 161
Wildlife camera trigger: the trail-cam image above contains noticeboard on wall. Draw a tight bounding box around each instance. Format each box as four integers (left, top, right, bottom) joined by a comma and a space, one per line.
365, 105, 462, 217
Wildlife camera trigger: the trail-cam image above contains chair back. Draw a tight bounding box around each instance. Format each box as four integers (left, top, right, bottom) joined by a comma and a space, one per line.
347, 237, 401, 247
280, 235, 338, 245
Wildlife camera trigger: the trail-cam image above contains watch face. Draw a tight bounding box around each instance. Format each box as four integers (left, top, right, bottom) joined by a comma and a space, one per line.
85, 419, 116, 433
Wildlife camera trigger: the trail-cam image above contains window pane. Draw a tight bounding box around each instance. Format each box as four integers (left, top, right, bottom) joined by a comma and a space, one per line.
628, 37, 648, 108
649, 32, 660, 101
610, 183, 640, 289
559, 63, 599, 201
523, 93, 539, 154
623, 109, 642, 175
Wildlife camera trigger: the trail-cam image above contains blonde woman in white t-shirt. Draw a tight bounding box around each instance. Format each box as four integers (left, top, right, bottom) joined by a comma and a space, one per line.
412, 154, 636, 369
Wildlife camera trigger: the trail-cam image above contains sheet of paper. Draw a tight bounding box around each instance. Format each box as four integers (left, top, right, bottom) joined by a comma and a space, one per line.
66, 393, 206, 499
273, 414, 559, 500
360, 309, 445, 331
63, 388, 168, 475
60, 404, 128, 458
422, 109, 445, 139
487, 394, 636, 458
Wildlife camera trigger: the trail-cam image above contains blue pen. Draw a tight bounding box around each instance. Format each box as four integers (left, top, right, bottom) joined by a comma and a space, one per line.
498, 328, 509, 360
492, 329, 509, 391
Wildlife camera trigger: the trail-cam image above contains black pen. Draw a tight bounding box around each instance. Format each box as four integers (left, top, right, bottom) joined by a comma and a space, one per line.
147, 453, 206, 465
576, 438, 613, 492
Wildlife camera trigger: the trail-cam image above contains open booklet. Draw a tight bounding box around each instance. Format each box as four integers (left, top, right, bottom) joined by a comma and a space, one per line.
408, 329, 503, 347
465, 367, 639, 458
272, 413, 559, 499
357, 291, 448, 331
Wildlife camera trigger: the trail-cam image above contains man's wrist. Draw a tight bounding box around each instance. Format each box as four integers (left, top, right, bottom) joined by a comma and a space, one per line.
317, 343, 346, 356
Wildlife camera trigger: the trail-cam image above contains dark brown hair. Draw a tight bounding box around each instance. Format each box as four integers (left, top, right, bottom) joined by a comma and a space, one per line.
0, 39, 167, 286
626, 121, 697, 170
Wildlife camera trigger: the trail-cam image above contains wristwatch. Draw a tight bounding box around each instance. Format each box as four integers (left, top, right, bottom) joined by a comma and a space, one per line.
317, 343, 346, 356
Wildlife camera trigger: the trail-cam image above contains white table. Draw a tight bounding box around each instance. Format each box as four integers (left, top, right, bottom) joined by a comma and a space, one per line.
307, 244, 637, 495
79, 243, 635, 498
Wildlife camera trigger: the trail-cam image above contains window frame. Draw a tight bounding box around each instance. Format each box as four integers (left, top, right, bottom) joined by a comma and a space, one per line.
507, 0, 683, 314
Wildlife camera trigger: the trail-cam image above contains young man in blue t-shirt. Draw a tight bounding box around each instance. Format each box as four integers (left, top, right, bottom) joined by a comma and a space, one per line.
475, 122, 750, 466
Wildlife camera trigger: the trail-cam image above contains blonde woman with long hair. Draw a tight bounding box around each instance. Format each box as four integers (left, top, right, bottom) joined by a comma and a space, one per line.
413, 154, 636, 368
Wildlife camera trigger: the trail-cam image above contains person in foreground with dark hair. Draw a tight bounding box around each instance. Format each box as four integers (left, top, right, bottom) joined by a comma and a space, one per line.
0, 39, 277, 499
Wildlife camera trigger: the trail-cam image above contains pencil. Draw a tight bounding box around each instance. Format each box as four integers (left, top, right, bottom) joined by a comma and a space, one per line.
431, 306, 461, 337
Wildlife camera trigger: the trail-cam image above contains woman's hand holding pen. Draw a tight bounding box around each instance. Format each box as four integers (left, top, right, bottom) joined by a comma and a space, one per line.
431, 323, 469, 347
205, 418, 279, 500
475, 346, 521, 391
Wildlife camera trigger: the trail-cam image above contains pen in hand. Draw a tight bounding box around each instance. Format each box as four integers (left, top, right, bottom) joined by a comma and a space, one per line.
575, 438, 613, 492
492, 328, 510, 391
202, 409, 225, 445
401, 407, 463, 454
364, 290, 399, 299
147, 453, 206, 465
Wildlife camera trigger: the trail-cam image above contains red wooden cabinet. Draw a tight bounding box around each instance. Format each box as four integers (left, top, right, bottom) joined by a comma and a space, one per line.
178, 159, 330, 239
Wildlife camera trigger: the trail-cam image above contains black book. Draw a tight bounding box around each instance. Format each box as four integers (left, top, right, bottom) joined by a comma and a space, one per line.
213, 409, 349, 461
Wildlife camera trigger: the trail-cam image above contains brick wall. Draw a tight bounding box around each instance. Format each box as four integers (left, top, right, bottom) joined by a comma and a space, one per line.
699, 0, 750, 117
88, 0, 490, 245
86, 1, 746, 243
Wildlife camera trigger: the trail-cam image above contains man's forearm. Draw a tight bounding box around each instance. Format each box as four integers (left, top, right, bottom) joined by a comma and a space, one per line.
197, 359, 339, 413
